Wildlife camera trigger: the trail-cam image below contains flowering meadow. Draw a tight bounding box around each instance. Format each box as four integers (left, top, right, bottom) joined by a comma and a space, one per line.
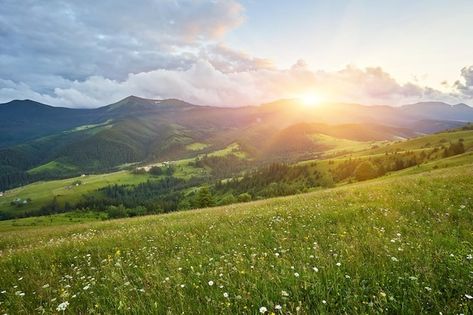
0, 164, 472, 314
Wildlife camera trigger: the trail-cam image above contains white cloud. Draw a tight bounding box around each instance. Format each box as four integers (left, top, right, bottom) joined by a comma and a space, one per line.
0, 1, 469, 108
0, 0, 244, 87
1, 60, 465, 108
454, 66, 473, 98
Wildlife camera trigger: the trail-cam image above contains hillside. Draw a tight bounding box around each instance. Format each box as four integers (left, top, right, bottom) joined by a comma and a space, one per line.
1, 127, 471, 221
1, 97, 472, 191
0, 156, 472, 313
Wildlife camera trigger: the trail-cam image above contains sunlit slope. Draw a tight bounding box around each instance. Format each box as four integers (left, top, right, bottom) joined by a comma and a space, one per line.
0, 163, 472, 313
0, 171, 150, 217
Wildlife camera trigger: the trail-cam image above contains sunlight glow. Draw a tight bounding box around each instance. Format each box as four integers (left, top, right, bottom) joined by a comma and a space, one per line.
298, 92, 324, 107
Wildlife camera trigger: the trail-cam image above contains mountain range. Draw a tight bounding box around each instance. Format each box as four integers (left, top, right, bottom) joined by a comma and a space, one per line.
1, 96, 472, 190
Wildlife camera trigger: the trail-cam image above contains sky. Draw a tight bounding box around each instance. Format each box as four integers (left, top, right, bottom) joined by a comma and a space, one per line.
0, 0, 472, 108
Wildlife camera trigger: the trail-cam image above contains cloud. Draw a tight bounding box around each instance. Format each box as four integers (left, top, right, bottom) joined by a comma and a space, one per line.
454, 66, 473, 98
0, 1, 468, 108
0, 0, 244, 89
0, 60, 463, 108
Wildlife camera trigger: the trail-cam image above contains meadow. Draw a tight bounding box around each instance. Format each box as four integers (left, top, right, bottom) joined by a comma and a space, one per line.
0, 162, 472, 314
0, 171, 151, 217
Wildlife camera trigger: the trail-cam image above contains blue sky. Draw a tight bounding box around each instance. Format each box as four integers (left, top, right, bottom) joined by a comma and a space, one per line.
0, 0, 472, 107
230, 0, 473, 87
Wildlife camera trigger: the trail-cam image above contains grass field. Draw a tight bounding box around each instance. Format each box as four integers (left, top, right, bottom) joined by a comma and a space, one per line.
0, 161, 472, 313
0, 171, 150, 216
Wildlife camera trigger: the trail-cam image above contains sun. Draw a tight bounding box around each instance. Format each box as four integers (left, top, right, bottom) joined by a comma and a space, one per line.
298, 92, 323, 107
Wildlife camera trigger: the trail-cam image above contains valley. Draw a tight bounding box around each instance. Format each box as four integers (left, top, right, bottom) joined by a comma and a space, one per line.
0, 97, 473, 314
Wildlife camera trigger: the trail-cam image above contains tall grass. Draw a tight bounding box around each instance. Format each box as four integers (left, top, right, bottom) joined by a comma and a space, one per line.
0, 165, 472, 313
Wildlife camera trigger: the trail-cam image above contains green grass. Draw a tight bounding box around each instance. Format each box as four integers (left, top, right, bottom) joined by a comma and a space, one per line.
353, 129, 473, 156
27, 161, 78, 176
185, 142, 209, 151
0, 162, 472, 314
208, 142, 247, 158
0, 212, 106, 232
310, 133, 381, 155
0, 171, 150, 216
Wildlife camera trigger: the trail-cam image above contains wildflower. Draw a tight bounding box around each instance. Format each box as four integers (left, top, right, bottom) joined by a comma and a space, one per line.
56, 301, 69, 312
336, 262, 341, 267
294, 272, 300, 277
345, 274, 351, 279
208, 280, 214, 286
425, 287, 432, 292
223, 292, 229, 298
275, 305, 282, 310
15, 291, 25, 297
312, 267, 319, 272
322, 300, 327, 304
467, 254, 472, 260
180, 284, 185, 288
259, 306, 268, 313
465, 294, 473, 300
281, 290, 289, 297
83, 285, 90, 291
42, 284, 49, 289
391, 256, 399, 262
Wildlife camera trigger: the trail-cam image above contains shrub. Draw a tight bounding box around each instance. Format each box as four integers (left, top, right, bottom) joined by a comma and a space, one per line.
354, 161, 378, 181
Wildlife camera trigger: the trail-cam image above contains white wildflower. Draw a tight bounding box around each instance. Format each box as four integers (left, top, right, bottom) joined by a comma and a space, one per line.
259, 306, 268, 313
56, 301, 69, 312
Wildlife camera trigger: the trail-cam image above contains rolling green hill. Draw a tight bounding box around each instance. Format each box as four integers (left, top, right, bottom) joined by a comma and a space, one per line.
1, 97, 472, 192
1, 128, 471, 220
0, 152, 472, 314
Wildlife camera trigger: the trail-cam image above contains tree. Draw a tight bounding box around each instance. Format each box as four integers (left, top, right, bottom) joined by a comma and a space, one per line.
354, 161, 378, 181
195, 187, 214, 208
237, 193, 252, 202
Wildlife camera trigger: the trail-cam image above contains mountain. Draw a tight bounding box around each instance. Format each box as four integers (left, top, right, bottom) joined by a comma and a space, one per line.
0, 100, 104, 147
0, 96, 472, 190
400, 102, 473, 121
